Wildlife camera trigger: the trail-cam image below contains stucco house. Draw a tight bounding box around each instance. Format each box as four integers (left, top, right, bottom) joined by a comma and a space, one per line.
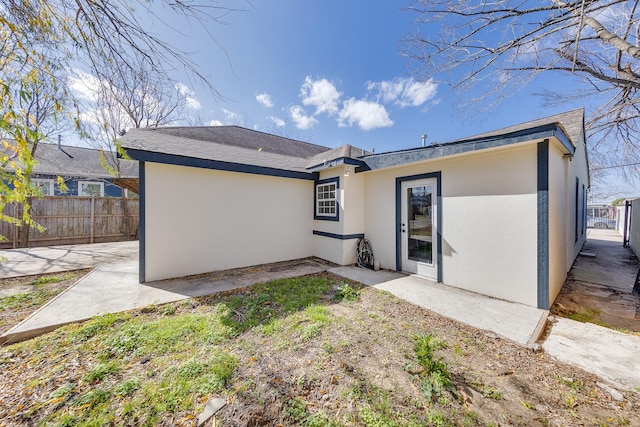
3, 141, 139, 197
121, 108, 589, 310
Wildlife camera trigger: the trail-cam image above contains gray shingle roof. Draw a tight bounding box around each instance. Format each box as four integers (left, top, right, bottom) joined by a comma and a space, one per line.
122, 126, 332, 173
306, 144, 369, 169
3, 142, 138, 178
360, 109, 585, 171
454, 108, 584, 147
120, 110, 586, 176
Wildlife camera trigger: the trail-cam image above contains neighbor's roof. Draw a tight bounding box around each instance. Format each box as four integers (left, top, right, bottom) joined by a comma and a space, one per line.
122, 126, 331, 177
2, 142, 138, 179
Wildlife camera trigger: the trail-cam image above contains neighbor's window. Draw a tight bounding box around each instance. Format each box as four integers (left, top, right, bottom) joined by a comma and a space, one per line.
315, 178, 339, 220
79, 181, 104, 197
32, 178, 54, 196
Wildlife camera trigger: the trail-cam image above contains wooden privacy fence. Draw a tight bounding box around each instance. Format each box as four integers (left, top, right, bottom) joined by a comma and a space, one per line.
0, 196, 139, 248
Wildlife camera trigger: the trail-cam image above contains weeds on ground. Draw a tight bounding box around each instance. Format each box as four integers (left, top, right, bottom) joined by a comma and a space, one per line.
334, 283, 360, 302
0, 272, 79, 312
566, 307, 601, 324
0, 289, 60, 311
28, 273, 76, 288
3, 274, 338, 426
412, 333, 457, 401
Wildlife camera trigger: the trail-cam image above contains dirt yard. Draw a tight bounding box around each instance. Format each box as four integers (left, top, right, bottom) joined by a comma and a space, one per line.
0, 271, 638, 426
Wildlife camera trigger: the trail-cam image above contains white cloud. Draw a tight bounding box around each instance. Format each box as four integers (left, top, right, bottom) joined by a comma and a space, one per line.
269, 116, 285, 127
367, 77, 437, 108
222, 108, 244, 124
338, 98, 393, 130
289, 105, 318, 130
208, 119, 224, 126
175, 82, 201, 110
68, 69, 101, 102
256, 92, 274, 108
300, 76, 341, 116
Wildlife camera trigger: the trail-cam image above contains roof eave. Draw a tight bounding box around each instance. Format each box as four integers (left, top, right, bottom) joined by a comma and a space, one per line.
359, 123, 574, 172
126, 148, 318, 181
306, 157, 368, 172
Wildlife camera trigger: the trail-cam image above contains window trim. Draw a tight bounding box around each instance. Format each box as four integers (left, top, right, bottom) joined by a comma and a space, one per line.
78, 180, 105, 197
314, 177, 339, 221
32, 178, 55, 196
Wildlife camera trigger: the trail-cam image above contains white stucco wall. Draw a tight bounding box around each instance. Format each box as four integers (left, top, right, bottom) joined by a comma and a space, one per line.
313, 166, 365, 265
548, 135, 589, 307
363, 143, 539, 306
548, 141, 569, 307
143, 163, 314, 282
565, 132, 590, 265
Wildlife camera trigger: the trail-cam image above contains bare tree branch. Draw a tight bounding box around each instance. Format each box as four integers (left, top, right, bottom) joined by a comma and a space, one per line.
404, 0, 640, 183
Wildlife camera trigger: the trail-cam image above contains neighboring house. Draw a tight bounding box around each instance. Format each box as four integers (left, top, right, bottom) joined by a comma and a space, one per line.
121, 108, 589, 310
4, 141, 139, 197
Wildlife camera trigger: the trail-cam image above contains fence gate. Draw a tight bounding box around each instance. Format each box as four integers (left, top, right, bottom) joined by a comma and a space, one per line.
586, 204, 617, 230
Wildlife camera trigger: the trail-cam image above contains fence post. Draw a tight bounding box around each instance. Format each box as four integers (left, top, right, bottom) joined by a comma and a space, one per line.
12, 203, 18, 249
90, 197, 95, 244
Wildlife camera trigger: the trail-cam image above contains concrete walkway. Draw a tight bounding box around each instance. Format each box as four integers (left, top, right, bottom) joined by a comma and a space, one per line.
543, 229, 640, 391
0, 241, 138, 278
329, 267, 547, 348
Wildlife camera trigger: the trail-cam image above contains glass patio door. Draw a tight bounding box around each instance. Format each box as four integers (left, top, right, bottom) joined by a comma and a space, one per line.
401, 178, 437, 279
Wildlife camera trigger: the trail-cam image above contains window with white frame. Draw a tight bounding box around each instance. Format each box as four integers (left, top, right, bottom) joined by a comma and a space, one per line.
32, 178, 55, 196
78, 181, 104, 197
315, 178, 339, 220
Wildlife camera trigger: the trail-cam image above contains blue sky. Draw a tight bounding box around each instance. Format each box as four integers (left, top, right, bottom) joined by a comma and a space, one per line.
70, 0, 627, 200
158, 0, 583, 152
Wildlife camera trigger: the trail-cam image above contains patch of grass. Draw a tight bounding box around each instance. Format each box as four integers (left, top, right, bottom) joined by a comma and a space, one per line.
322, 341, 334, 354
68, 312, 130, 343
83, 361, 121, 383
567, 307, 601, 324
285, 397, 341, 427
72, 388, 110, 409
481, 386, 503, 400
342, 380, 431, 427
557, 376, 585, 391
426, 409, 455, 427
0, 289, 60, 311
28, 273, 76, 288
113, 377, 141, 397
334, 283, 360, 302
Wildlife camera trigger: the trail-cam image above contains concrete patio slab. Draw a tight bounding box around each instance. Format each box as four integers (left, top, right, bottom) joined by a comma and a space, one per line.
0, 241, 139, 278
544, 228, 640, 390
329, 266, 548, 348
543, 317, 640, 390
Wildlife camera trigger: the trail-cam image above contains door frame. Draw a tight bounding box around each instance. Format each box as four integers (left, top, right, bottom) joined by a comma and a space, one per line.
395, 171, 442, 282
